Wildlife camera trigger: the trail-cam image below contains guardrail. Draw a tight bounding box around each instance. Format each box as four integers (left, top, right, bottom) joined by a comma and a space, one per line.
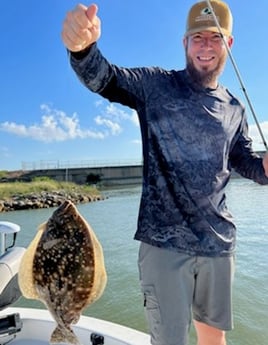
21, 159, 143, 171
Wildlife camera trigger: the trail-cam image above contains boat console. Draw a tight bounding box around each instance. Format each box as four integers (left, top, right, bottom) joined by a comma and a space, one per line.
0, 221, 25, 311
0, 222, 24, 343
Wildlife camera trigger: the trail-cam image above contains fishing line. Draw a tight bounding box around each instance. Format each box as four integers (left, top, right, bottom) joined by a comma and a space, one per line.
205, 0, 268, 151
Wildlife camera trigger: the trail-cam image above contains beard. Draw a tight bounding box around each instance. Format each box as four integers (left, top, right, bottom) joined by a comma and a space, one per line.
186, 50, 227, 88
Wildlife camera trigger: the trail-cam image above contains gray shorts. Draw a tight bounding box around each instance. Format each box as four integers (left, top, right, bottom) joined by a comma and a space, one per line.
138, 242, 235, 345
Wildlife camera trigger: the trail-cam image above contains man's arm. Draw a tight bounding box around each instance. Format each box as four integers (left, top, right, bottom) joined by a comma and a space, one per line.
229, 114, 268, 185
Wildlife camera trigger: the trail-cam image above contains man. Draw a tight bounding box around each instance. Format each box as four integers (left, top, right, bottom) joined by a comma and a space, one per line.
61, 1, 268, 344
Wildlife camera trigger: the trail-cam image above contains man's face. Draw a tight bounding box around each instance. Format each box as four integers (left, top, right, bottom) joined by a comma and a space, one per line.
183, 31, 233, 87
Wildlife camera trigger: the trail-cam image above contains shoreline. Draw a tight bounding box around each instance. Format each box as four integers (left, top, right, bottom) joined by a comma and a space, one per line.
0, 190, 106, 212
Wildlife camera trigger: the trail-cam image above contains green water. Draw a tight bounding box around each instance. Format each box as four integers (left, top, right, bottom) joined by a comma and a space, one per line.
1, 179, 267, 345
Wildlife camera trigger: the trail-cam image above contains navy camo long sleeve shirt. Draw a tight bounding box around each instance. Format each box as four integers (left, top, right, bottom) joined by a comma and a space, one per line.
70, 43, 268, 257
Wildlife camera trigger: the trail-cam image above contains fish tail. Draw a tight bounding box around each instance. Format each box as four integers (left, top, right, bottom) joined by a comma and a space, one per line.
50, 325, 80, 345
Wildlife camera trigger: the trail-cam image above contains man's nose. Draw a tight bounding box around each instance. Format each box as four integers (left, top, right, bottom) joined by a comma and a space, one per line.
201, 37, 212, 46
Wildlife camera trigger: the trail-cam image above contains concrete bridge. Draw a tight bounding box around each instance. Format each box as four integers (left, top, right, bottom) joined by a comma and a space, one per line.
18, 164, 143, 187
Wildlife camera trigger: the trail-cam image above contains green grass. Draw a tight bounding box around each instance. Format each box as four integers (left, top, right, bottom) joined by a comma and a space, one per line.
0, 177, 100, 199
0, 170, 8, 179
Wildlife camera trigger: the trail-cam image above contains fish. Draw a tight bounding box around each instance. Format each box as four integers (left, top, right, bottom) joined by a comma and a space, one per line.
18, 200, 107, 345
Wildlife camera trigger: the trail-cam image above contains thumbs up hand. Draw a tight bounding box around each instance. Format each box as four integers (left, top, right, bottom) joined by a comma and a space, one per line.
62, 3, 101, 52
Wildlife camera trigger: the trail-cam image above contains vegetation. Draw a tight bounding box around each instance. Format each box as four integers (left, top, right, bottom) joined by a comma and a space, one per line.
0, 170, 8, 179
0, 177, 100, 199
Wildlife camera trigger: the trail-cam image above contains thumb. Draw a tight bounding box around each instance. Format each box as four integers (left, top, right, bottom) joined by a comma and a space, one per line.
86, 3, 98, 21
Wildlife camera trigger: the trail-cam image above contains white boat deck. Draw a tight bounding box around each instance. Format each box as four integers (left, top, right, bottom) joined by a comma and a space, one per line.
0, 307, 151, 345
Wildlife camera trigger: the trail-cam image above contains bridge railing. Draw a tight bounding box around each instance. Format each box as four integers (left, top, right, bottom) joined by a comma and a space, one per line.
21, 159, 143, 171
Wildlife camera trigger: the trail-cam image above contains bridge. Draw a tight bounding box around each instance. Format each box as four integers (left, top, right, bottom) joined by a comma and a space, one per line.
20, 159, 143, 187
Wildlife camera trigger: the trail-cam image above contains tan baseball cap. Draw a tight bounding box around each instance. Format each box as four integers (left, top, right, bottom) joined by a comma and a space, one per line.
185, 0, 233, 37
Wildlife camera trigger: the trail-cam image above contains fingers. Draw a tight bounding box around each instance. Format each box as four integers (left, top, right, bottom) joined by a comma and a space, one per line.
61, 3, 101, 52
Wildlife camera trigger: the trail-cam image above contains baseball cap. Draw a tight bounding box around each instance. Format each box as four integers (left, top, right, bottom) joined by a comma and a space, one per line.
185, 0, 233, 37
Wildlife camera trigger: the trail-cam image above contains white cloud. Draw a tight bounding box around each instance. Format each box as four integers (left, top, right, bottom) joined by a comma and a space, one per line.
248, 121, 268, 151
96, 101, 139, 126
0, 104, 112, 143
95, 115, 122, 135
130, 110, 139, 127
106, 104, 139, 127
0, 117, 105, 143
0, 103, 139, 143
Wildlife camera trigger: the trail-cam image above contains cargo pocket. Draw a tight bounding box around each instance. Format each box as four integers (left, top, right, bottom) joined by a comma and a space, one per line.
142, 284, 161, 340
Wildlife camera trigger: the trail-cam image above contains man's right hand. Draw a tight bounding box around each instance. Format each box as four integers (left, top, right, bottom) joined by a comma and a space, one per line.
61, 3, 101, 52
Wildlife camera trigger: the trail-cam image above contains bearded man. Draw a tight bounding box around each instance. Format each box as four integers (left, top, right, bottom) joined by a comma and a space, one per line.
61, 1, 268, 345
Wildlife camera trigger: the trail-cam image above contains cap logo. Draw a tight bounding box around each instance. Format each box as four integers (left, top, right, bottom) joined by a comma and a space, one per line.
195, 7, 218, 23
201, 7, 212, 15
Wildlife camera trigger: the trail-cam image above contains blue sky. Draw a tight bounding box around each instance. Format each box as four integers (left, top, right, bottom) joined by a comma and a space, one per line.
1, 0, 268, 171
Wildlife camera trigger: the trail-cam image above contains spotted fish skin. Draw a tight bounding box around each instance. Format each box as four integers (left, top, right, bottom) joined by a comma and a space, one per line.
19, 200, 107, 345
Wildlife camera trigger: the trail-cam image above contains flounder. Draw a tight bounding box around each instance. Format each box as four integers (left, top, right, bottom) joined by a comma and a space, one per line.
18, 200, 107, 345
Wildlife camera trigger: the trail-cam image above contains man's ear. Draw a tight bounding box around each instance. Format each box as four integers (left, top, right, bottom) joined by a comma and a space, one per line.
183, 36, 188, 49
227, 36, 234, 48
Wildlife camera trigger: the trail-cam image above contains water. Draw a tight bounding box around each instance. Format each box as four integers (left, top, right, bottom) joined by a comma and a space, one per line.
0, 179, 267, 345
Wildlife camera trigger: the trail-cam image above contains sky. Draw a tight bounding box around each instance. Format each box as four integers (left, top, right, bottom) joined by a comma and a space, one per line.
1, 0, 268, 171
